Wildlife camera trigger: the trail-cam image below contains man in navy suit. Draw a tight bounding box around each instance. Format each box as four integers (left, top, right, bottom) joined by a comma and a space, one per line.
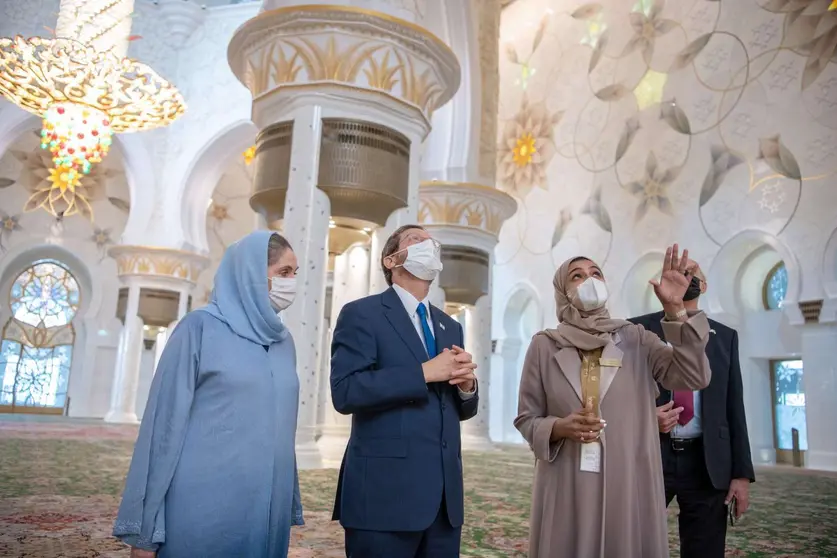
330, 224, 479, 558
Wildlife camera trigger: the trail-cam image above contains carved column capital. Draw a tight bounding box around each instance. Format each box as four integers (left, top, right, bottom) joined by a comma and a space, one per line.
109, 245, 210, 286
227, 4, 460, 125
418, 180, 517, 252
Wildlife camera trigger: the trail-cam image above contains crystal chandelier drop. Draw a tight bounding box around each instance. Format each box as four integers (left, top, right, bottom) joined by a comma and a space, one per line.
0, 0, 186, 217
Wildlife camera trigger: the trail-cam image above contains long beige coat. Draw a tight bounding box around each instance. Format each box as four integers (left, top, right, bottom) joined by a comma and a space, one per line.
515, 313, 711, 558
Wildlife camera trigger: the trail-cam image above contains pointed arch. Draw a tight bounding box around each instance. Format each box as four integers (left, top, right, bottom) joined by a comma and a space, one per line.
171, 119, 258, 253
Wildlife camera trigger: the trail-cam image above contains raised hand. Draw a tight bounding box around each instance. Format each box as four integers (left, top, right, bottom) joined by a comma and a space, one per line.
649, 243, 691, 314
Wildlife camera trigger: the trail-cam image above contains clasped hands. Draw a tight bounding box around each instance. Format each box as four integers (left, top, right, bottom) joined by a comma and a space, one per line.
551, 401, 606, 443
422, 345, 477, 392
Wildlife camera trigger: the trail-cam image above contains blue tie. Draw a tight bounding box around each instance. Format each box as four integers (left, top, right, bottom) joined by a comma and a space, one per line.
416, 303, 437, 358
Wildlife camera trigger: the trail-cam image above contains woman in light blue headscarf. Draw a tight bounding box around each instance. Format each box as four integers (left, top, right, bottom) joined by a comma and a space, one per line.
114, 231, 304, 558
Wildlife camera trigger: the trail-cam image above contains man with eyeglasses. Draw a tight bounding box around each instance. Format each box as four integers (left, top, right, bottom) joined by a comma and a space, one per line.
330, 224, 479, 558
629, 261, 755, 558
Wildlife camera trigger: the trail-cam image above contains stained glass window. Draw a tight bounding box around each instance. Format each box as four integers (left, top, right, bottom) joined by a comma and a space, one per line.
772, 360, 807, 451
1, 260, 78, 413
764, 262, 788, 310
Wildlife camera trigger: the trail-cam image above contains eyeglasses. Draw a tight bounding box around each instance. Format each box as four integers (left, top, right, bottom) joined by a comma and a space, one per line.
401, 234, 440, 250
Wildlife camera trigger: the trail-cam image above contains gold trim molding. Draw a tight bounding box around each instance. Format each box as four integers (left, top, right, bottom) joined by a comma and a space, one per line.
477, 0, 501, 180
109, 245, 210, 284
228, 4, 460, 120
418, 181, 517, 237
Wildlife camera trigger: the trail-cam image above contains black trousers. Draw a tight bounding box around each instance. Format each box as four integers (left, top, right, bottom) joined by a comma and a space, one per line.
663, 438, 728, 558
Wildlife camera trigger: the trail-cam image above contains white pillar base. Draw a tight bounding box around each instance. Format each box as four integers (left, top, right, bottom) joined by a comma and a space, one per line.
296, 425, 324, 469
754, 446, 777, 466
461, 431, 495, 452
807, 450, 837, 472
103, 410, 139, 424
296, 441, 324, 470
317, 425, 350, 469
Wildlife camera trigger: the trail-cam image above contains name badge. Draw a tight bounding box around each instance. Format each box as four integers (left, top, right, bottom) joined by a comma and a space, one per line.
599, 358, 622, 368
580, 441, 602, 473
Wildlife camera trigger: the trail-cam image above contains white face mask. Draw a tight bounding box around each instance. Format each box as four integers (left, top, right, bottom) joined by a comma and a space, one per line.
572, 277, 609, 312
396, 239, 443, 282
269, 277, 297, 312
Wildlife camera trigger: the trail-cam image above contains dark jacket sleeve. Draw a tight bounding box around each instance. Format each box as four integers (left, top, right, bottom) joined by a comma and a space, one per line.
727, 330, 755, 482
454, 320, 479, 421
330, 302, 429, 415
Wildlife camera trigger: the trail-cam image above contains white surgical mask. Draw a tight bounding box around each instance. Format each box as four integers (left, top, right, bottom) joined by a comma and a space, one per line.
269, 277, 297, 312
572, 277, 609, 312
397, 239, 443, 282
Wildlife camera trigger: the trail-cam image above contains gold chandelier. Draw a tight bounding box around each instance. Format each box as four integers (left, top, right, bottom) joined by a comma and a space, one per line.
0, 0, 186, 218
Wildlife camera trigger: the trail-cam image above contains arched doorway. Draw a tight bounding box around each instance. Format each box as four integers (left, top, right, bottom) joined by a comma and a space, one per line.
492, 284, 542, 444
0, 259, 79, 414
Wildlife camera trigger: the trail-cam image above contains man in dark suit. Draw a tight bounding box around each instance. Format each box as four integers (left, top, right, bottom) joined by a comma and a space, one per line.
330, 224, 479, 558
629, 261, 755, 558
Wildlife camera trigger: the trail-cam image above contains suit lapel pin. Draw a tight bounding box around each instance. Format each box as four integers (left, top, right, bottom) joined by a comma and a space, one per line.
710, 329, 716, 334
439, 322, 446, 330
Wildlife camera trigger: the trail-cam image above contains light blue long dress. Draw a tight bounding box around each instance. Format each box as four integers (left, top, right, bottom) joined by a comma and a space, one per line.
113, 231, 304, 557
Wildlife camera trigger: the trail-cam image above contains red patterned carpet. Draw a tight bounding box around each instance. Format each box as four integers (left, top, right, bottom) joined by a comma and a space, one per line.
1, 416, 836, 557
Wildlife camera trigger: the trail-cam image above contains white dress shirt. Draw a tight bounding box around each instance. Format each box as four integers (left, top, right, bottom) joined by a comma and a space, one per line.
391, 283, 475, 398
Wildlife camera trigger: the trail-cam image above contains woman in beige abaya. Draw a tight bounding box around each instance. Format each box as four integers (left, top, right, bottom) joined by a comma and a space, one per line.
514, 244, 711, 558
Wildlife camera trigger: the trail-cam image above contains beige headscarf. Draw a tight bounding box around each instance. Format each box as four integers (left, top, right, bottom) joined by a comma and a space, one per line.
541, 256, 632, 351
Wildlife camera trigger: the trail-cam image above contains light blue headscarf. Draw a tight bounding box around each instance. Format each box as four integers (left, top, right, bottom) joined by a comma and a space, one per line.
200, 230, 289, 345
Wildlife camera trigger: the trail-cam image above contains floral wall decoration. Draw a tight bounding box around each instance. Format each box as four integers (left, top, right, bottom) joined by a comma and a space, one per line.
494, 0, 837, 308
0, 212, 22, 252
497, 94, 563, 198
0, 128, 131, 256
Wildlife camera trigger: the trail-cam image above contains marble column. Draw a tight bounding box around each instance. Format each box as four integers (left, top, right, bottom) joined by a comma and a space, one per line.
274, 106, 330, 469
104, 245, 208, 423
800, 324, 837, 471
318, 243, 371, 467
151, 290, 190, 376
493, 337, 525, 444
105, 282, 144, 423
152, 326, 168, 375
460, 294, 493, 451
176, 289, 189, 319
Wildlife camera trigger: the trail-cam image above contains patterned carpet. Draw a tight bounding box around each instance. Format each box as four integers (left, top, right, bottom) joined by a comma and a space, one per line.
0, 418, 836, 557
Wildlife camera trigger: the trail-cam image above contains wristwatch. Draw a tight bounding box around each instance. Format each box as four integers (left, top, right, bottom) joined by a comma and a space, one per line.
665, 308, 687, 321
